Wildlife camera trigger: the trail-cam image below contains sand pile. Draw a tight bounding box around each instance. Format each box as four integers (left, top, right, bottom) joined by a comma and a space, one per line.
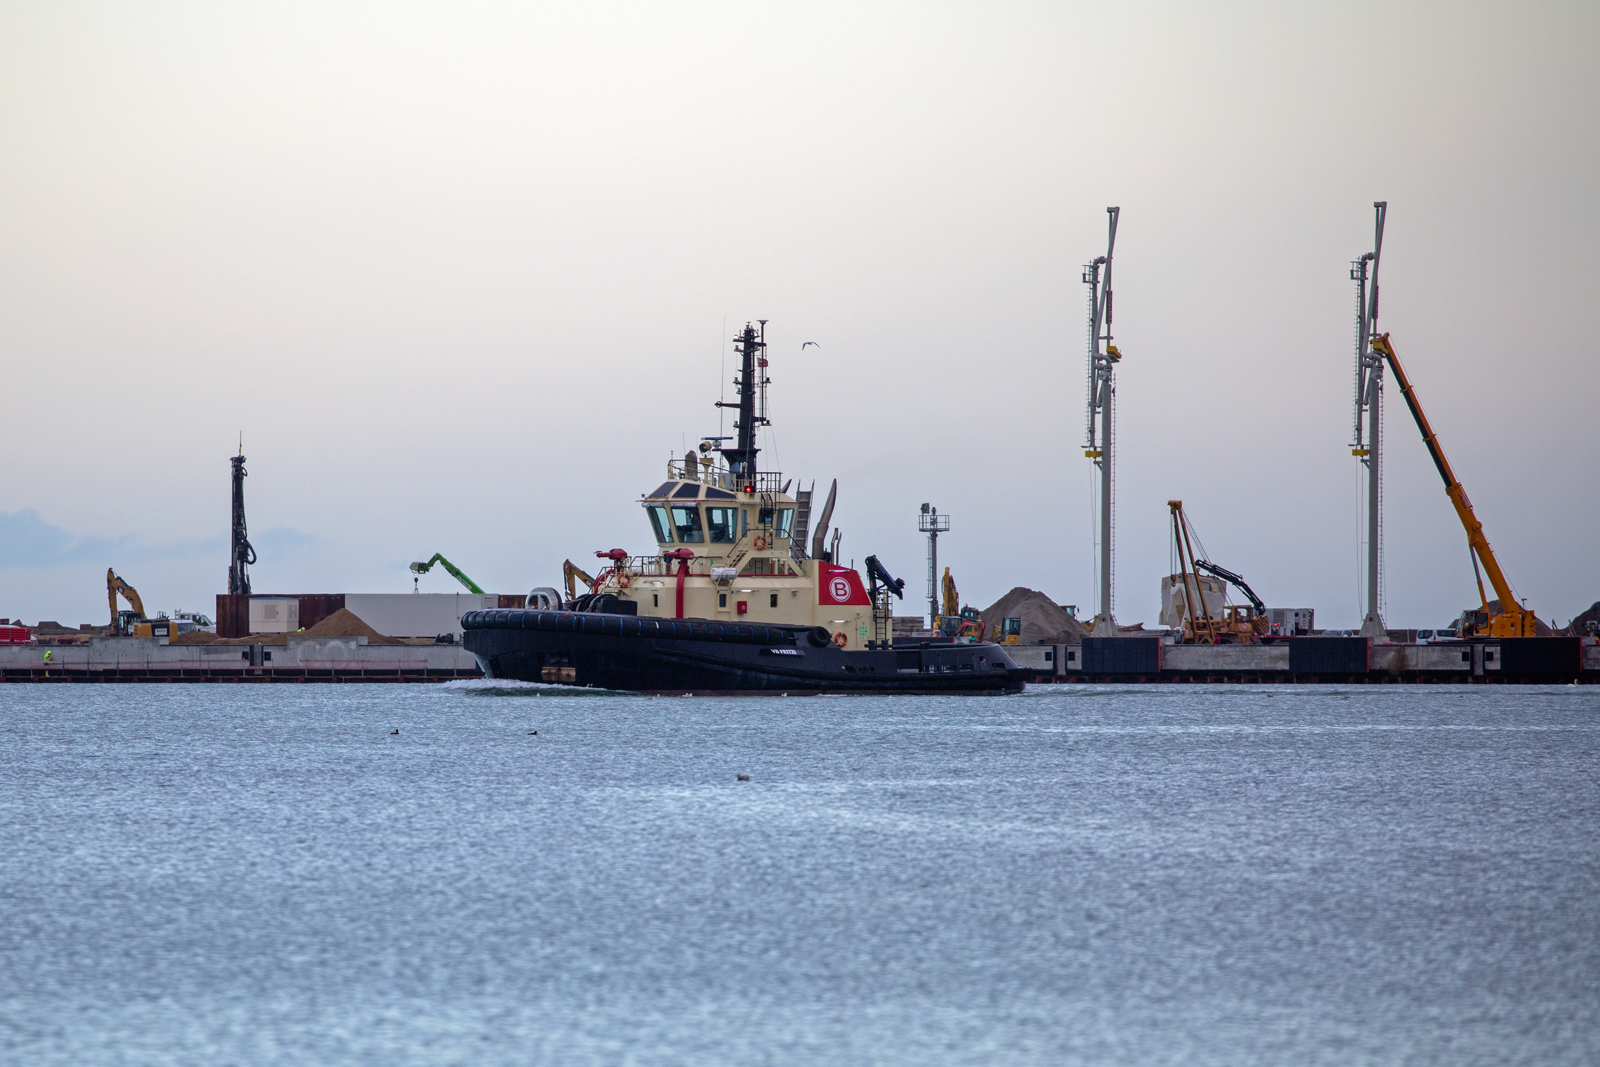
303, 608, 403, 644
167, 608, 400, 645
980, 587, 1091, 645
209, 633, 290, 645
1564, 600, 1600, 636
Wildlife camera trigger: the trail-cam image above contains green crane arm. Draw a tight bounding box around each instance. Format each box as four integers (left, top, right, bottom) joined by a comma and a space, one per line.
409, 553, 486, 595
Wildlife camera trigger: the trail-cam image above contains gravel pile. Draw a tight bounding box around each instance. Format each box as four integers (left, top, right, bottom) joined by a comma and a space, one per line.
979, 587, 1091, 645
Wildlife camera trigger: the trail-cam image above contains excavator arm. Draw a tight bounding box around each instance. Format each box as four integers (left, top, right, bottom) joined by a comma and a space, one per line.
563, 559, 598, 603
409, 553, 487, 595
1193, 559, 1266, 618
106, 568, 145, 624
1370, 334, 1534, 637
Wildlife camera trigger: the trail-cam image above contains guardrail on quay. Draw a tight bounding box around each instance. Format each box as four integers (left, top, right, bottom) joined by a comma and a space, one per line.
0, 636, 483, 683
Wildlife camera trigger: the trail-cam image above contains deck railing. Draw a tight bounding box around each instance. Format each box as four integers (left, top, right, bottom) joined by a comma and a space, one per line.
664, 459, 786, 496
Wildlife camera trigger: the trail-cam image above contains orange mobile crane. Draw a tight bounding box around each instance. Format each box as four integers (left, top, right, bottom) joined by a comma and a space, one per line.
1369, 333, 1537, 637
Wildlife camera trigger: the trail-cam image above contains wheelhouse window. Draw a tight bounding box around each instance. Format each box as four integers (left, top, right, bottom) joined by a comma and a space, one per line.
670, 505, 704, 543
775, 508, 795, 539
646, 505, 674, 543
707, 506, 738, 543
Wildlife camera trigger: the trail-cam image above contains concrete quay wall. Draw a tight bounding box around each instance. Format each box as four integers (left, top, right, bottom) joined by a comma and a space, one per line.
1012, 637, 1598, 684
1, 636, 483, 682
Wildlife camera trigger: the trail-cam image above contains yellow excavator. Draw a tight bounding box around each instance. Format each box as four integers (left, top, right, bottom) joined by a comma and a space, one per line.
562, 559, 598, 604
935, 567, 986, 642
107, 568, 172, 638
1370, 334, 1537, 637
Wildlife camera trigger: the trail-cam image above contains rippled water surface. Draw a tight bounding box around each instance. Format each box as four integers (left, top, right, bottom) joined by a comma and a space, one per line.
2, 682, 1597, 1065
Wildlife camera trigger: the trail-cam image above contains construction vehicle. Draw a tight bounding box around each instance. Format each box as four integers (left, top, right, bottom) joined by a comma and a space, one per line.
410, 553, 486, 594
1166, 502, 1267, 643
1193, 560, 1268, 623
106, 568, 178, 638
994, 617, 1022, 645
1370, 333, 1537, 637
108, 568, 148, 635
934, 566, 986, 642
563, 559, 599, 603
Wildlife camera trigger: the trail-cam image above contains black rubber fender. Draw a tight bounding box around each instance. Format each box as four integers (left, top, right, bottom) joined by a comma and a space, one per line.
464, 609, 801, 647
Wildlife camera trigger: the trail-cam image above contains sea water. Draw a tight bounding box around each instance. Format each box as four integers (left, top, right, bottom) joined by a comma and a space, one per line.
1, 682, 1596, 1065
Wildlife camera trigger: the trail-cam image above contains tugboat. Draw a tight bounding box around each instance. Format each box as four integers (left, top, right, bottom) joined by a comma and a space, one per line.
462, 322, 1027, 694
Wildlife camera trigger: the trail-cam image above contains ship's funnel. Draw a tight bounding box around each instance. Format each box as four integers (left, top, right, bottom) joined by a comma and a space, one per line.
811, 479, 837, 561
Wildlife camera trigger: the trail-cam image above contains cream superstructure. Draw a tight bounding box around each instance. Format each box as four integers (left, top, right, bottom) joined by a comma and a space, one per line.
584, 454, 876, 649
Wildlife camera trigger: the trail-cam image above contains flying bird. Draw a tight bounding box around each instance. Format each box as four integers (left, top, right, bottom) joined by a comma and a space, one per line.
801, 341, 819, 349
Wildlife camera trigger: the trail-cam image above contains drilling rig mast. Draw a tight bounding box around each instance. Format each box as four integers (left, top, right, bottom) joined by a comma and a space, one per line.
228, 446, 256, 596
1351, 201, 1387, 637
1083, 207, 1121, 637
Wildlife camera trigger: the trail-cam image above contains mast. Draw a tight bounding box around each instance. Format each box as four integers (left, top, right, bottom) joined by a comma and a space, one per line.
228, 446, 255, 595
1351, 202, 1387, 637
715, 320, 769, 480
1083, 207, 1120, 637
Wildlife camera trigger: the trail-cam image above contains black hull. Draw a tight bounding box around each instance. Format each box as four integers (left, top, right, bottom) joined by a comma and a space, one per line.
461, 609, 1028, 694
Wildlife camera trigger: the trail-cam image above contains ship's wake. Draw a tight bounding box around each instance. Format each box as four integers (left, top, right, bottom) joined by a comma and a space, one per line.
440, 678, 621, 697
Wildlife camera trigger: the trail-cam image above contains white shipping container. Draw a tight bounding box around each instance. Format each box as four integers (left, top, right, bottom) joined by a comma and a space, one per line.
249, 597, 300, 634
1267, 608, 1315, 636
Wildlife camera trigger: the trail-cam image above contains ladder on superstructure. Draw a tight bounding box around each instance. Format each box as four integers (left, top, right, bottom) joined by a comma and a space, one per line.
790, 482, 814, 559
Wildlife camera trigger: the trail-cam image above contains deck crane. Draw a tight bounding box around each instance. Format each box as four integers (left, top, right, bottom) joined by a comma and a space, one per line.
409, 553, 486, 595
1369, 333, 1537, 637
865, 554, 905, 646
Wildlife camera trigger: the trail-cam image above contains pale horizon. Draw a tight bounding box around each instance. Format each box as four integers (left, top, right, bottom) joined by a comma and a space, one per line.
3, 1, 1597, 631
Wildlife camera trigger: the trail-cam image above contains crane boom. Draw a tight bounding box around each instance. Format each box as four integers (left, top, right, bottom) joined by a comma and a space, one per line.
1193, 559, 1266, 618
409, 553, 486, 595
1369, 333, 1535, 637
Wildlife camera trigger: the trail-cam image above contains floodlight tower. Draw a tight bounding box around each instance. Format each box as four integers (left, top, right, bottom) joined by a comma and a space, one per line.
1083, 207, 1121, 637
919, 503, 949, 629
1350, 202, 1387, 638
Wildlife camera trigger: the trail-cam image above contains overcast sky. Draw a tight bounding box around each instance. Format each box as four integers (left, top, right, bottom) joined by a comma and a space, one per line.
2, 0, 1597, 630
